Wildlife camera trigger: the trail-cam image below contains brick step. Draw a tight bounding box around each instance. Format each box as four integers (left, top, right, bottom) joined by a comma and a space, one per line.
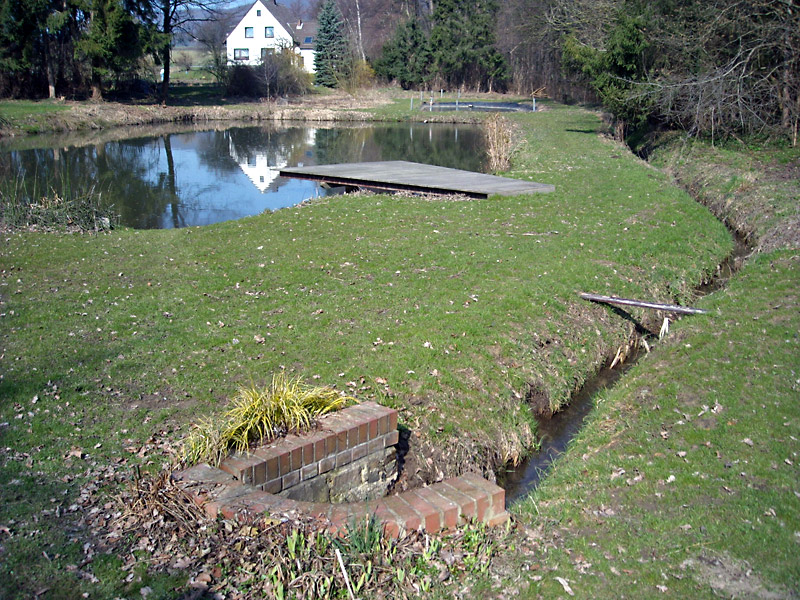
174, 464, 509, 537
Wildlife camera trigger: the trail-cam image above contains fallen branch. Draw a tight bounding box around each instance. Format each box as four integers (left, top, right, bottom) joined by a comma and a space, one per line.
579, 292, 708, 315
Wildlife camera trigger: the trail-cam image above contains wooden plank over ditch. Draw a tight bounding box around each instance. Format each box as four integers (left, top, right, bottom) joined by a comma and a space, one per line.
280, 160, 555, 198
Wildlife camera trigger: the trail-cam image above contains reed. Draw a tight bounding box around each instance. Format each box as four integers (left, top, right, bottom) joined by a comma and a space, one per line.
0, 172, 118, 231
484, 113, 515, 173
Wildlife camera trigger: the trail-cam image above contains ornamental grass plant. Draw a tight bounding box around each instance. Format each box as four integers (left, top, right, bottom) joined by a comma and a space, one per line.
183, 374, 351, 466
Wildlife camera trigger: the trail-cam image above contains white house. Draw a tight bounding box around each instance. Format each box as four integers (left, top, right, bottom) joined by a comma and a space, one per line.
226, 0, 317, 74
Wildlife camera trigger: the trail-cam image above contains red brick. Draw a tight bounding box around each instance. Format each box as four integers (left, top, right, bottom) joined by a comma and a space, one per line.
335, 449, 352, 468
416, 486, 459, 530
384, 430, 399, 448
388, 409, 398, 432
367, 438, 383, 454
302, 440, 315, 465
486, 511, 510, 527
367, 415, 379, 439
437, 481, 478, 522
347, 425, 359, 449
314, 437, 326, 461
301, 464, 318, 481
323, 431, 338, 456
356, 422, 368, 444
380, 496, 422, 532
279, 451, 291, 476
252, 461, 267, 486
261, 478, 282, 494
401, 490, 440, 532
336, 427, 349, 452
446, 477, 489, 521
201, 484, 253, 519
378, 414, 389, 435
172, 464, 235, 485
352, 442, 368, 461
319, 455, 336, 474
218, 490, 275, 521
282, 469, 300, 490
290, 446, 302, 471
219, 455, 260, 485
460, 474, 505, 516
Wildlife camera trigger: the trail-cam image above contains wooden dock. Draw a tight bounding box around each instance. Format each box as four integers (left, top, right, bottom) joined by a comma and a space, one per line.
279, 161, 554, 198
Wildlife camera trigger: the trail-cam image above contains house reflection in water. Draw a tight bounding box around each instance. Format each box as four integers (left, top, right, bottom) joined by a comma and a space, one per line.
228, 128, 318, 194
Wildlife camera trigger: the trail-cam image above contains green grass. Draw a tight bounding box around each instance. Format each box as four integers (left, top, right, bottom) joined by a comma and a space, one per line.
511, 249, 799, 598
0, 100, 71, 133
648, 136, 800, 252
0, 101, 732, 598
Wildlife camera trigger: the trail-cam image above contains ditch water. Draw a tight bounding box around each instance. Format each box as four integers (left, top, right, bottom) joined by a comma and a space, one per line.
500, 232, 751, 505
0, 122, 486, 229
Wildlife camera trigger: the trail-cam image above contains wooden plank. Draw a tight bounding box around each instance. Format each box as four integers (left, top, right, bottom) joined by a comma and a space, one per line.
279, 160, 554, 198
579, 292, 709, 315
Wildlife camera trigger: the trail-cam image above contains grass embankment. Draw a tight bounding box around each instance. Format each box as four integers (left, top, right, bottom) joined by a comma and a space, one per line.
0, 102, 731, 597
507, 138, 800, 598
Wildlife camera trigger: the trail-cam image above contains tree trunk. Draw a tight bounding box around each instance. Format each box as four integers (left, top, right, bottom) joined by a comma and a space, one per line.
160, 0, 172, 105
355, 0, 365, 62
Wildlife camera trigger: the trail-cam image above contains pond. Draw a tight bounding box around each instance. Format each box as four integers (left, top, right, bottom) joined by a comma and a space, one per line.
0, 122, 487, 229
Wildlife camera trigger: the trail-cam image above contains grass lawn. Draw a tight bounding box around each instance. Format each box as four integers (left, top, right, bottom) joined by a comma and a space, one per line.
0, 100, 734, 598
509, 249, 799, 598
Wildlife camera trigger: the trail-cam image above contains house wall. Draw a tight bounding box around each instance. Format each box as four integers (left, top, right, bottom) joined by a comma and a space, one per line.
226, 1, 316, 74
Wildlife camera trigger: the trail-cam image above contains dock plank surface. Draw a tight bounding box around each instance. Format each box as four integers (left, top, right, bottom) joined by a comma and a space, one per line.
279, 161, 554, 198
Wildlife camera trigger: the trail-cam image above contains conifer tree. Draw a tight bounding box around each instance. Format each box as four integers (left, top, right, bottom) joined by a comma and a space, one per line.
314, 0, 350, 88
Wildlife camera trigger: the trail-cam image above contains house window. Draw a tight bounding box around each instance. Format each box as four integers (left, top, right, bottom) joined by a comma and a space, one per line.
234, 48, 249, 61
256, 9, 261, 16
304, 36, 313, 44
265, 26, 274, 38
261, 48, 275, 59
245, 27, 254, 38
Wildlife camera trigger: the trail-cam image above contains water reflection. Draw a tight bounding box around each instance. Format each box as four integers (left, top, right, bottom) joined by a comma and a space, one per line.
0, 123, 486, 229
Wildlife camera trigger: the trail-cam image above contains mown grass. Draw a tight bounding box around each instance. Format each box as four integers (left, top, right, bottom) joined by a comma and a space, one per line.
0, 100, 71, 134
501, 135, 800, 598
648, 135, 800, 253
511, 249, 799, 598
0, 100, 731, 598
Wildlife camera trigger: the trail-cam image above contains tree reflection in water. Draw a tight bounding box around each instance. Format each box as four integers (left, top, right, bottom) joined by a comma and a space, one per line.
0, 123, 486, 229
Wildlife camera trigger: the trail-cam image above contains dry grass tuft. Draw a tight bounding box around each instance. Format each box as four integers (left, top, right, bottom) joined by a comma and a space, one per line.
484, 113, 517, 173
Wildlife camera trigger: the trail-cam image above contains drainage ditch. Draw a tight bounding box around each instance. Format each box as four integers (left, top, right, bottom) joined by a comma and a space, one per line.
500, 230, 750, 504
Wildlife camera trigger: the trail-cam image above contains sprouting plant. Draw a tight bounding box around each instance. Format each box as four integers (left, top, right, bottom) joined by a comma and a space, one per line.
334, 514, 383, 559
286, 529, 305, 560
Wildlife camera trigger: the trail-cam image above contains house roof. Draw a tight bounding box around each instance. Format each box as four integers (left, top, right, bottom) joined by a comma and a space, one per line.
234, 0, 318, 48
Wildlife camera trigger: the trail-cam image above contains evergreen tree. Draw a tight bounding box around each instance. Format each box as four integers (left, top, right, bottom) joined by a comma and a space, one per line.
314, 0, 350, 88
374, 18, 430, 90
76, 0, 144, 99
429, 0, 507, 91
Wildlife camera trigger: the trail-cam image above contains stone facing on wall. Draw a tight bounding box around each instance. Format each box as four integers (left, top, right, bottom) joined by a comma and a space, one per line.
173, 402, 509, 537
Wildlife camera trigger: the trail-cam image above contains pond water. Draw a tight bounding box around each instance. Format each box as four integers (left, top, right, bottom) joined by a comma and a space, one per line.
0, 122, 486, 229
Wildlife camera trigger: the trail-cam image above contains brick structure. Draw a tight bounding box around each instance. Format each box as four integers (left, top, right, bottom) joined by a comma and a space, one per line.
173, 402, 509, 537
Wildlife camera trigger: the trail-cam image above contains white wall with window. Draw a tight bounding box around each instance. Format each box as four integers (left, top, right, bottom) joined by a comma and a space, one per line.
226, 1, 294, 67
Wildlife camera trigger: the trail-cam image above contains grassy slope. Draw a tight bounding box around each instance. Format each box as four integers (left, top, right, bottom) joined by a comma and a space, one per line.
0, 102, 731, 597
509, 140, 800, 598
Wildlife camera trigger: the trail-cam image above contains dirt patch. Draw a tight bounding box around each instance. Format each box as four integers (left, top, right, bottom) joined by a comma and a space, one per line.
681, 553, 796, 599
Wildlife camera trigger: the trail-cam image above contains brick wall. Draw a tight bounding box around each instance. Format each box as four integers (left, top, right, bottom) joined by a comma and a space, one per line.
217, 402, 399, 502
173, 402, 509, 537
